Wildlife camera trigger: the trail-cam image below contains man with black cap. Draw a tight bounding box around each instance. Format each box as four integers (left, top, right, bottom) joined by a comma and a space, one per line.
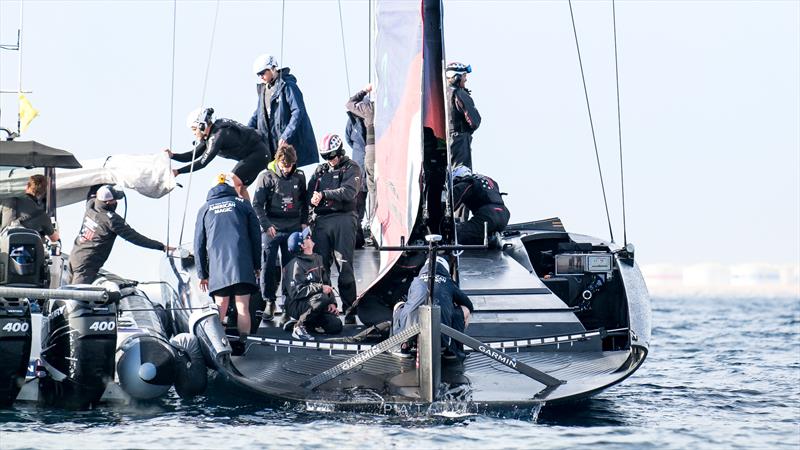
282, 227, 342, 341
69, 185, 172, 284
306, 133, 362, 324
446, 62, 481, 169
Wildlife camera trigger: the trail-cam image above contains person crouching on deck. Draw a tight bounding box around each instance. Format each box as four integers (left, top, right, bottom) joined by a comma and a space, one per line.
167, 107, 271, 201
194, 174, 262, 339
282, 227, 343, 341
392, 256, 474, 359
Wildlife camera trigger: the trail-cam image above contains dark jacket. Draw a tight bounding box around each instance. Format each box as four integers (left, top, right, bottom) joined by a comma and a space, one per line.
248, 68, 318, 168
453, 173, 505, 211
283, 252, 334, 307
344, 112, 366, 185
69, 199, 164, 273
172, 119, 268, 175
194, 184, 261, 293
447, 85, 481, 135
0, 194, 54, 236
392, 262, 474, 335
252, 161, 308, 232
306, 156, 362, 220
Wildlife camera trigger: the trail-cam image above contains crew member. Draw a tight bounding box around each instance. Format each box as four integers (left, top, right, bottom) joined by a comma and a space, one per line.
194, 174, 262, 338
69, 185, 171, 284
252, 143, 308, 320
282, 227, 343, 341
446, 62, 481, 169
345, 84, 376, 247
0, 174, 60, 242
452, 166, 510, 245
249, 54, 318, 167
167, 108, 270, 201
392, 256, 473, 359
307, 133, 362, 324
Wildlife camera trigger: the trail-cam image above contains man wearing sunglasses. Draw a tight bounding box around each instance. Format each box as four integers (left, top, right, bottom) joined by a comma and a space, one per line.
446, 61, 482, 169
249, 54, 318, 168
306, 134, 362, 324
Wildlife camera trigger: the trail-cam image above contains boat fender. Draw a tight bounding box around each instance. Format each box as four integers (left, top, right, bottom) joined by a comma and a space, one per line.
170, 333, 207, 398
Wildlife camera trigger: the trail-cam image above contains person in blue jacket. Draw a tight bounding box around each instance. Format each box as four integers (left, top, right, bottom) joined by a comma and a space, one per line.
194, 174, 262, 338
249, 54, 318, 168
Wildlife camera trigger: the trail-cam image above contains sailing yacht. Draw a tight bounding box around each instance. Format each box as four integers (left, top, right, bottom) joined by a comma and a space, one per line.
160, 0, 651, 411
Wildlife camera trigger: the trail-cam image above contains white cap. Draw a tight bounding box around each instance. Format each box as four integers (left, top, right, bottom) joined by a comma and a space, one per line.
96, 185, 124, 201
425, 256, 450, 272
252, 54, 278, 76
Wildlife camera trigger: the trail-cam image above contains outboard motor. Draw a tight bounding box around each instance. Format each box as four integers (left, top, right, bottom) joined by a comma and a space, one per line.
116, 293, 178, 400
0, 226, 45, 407
0, 298, 31, 407
39, 294, 117, 409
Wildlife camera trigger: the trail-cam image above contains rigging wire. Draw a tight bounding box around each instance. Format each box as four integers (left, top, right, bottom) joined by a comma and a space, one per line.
280, 0, 286, 64
166, 0, 177, 249
178, 0, 221, 246
368, 0, 372, 83
612, 0, 628, 246
338, 0, 352, 94
567, 0, 615, 243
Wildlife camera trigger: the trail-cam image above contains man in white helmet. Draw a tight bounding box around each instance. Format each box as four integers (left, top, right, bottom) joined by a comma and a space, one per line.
446, 62, 481, 169
248, 54, 318, 168
166, 107, 270, 201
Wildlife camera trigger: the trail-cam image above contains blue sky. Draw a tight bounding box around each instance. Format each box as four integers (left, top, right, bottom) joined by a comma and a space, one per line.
1, 0, 798, 281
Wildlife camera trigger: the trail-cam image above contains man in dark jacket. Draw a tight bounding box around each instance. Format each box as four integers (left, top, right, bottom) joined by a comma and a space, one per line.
249, 54, 318, 168
69, 185, 170, 284
282, 227, 342, 341
392, 256, 474, 358
168, 108, 270, 201
194, 175, 262, 337
446, 62, 481, 169
452, 166, 510, 245
0, 175, 60, 241
252, 143, 308, 319
345, 84, 376, 247
307, 133, 362, 324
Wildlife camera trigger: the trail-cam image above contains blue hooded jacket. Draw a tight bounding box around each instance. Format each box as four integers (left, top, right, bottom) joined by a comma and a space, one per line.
344, 112, 368, 192
248, 68, 319, 168
194, 184, 262, 293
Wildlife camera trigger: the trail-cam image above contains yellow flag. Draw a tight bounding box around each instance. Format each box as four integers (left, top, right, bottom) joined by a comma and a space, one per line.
18, 94, 39, 133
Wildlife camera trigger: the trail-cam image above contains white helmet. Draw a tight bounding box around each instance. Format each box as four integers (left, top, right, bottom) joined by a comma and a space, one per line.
252, 54, 278, 76
186, 107, 213, 130
452, 165, 472, 179
425, 256, 450, 273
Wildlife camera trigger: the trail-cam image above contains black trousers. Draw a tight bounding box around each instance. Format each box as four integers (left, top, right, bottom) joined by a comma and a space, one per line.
286, 292, 343, 334
312, 213, 357, 310
457, 204, 510, 244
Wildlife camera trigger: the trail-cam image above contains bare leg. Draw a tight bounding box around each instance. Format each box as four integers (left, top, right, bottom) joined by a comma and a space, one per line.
215, 296, 231, 327
234, 294, 251, 335
232, 174, 250, 201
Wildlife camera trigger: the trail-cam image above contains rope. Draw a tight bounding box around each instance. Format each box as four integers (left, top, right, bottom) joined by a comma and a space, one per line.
612, 0, 628, 246
280, 0, 286, 64
178, 0, 221, 246
338, 0, 351, 94
166, 0, 177, 248
368, 0, 372, 83
567, 0, 615, 243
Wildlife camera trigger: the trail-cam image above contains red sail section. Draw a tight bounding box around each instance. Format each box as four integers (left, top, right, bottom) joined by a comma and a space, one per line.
371, 1, 424, 273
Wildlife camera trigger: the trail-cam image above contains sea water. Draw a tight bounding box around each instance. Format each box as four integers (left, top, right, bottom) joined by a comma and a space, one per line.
1, 296, 798, 450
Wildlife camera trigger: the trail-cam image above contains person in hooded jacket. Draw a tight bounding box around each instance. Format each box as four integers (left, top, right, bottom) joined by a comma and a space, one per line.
168, 108, 270, 201
281, 227, 342, 341
392, 256, 474, 359
252, 143, 308, 319
194, 175, 262, 338
452, 166, 510, 245
446, 62, 481, 169
249, 54, 318, 168
307, 133, 362, 324
69, 185, 171, 284
345, 84, 376, 248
